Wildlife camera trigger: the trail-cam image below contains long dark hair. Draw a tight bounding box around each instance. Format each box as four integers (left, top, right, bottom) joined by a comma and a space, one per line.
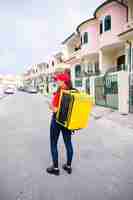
56, 79, 73, 93
64, 69, 73, 90
64, 79, 73, 90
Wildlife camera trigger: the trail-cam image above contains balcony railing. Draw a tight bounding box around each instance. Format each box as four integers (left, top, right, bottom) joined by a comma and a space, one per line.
103, 64, 128, 75
75, 70, 100, 78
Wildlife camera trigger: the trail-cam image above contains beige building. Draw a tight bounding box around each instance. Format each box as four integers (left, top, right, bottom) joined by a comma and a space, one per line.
23, 62, 48, 91
47, 52, 71, 94
0, 74, 23, 88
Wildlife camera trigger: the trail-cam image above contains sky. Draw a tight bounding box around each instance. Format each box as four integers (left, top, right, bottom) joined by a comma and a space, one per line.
0, 0, 104, 75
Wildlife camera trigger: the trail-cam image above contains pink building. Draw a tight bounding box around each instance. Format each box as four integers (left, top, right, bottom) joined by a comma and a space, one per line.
61, 1, 128, 91
76, 0, 127, 73
119, 0, 133, 113
60, 0, 130, 113
62, 1, 128, 89
95, 0, 127, 48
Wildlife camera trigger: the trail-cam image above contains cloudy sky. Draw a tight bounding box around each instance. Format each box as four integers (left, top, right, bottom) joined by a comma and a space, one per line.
0, 0, 104, 75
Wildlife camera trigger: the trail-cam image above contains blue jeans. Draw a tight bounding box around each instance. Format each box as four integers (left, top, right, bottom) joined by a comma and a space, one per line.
50, 113, 73, 168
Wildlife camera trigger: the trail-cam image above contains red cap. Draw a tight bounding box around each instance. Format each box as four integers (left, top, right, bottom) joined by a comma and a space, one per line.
54, 73, 70, 82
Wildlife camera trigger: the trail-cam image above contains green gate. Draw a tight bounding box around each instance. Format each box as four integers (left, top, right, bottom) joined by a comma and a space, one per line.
95, 73, 118, 109
86, 78, 90, 94
95, 76, 106, 106
75, 79, 82, 87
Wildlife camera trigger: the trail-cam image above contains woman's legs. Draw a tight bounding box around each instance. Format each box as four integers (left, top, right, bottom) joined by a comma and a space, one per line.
50, 115, 60, 168
62, 128, 73, 166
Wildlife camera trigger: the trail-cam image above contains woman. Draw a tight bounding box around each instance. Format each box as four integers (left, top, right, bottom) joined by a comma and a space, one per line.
46, 72, 73, 176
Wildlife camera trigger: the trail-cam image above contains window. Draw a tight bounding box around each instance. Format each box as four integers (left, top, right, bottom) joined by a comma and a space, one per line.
99, 16, 111, 34
75, 79, 82, 87
75, 65, 81, 78
95, 62, 100, 74
104, 15, 111, 32
52, 61, 54, 66
117, 55, 125, 71
100, 20, 103, 34
88, 64, 93, 73
83, 32, 88, 44
59, 57, 62, 63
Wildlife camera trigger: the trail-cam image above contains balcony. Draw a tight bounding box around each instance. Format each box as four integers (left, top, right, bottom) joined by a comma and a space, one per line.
123, 20, 133, 32
102, 64, 128, 75
62, 38, 82, 62
75, 69, 100, 79
71, 47, 81, 59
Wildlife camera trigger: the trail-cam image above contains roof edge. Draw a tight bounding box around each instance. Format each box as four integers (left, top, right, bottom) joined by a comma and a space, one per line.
61, 32, 76, 45
94, 0, 128, 17
76, 17, 96, 33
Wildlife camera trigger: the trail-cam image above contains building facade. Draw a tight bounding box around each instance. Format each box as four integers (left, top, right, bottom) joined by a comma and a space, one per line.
118, 0, 133, 113
22, 0, 133, 114
59, 0, 130, 113
23, 62, 48, 93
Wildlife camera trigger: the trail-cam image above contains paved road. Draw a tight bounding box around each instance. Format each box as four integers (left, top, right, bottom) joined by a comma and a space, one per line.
0, 92, 133, 200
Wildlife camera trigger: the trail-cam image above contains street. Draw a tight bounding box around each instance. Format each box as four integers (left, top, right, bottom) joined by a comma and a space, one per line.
0, 92, 133, 200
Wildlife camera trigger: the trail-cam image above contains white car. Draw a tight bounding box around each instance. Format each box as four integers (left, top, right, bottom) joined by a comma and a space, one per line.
4, 87, 15, 94
26, 87, 38, 93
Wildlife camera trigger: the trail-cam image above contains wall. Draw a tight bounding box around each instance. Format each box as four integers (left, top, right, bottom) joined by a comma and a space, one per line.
90, 76, 96, 103
99, 50, 116, 72
118, 71, 129, 113
79, 19, 99, 54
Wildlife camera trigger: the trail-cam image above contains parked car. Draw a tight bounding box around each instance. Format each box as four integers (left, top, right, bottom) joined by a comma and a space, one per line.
18, 86, 25, 91
4, 86, 15, 94
26, 87, 38, 94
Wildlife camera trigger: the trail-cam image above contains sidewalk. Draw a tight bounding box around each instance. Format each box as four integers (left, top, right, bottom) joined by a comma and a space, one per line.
92, 106, 133, 130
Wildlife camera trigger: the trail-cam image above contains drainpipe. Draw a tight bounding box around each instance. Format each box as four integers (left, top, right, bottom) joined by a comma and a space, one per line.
126, 40, 132, 72
126, 40, 132, 112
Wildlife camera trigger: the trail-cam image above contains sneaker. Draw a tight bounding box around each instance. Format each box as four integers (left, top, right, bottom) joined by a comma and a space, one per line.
62, 164, 72, 174
46, 166, 60, 176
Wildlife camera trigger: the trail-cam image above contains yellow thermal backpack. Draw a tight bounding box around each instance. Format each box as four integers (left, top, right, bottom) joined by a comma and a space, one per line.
56, 89, 93, 131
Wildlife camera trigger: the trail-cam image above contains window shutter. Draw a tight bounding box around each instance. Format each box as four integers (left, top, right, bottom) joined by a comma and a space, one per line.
84, 32, 88, 44
75, 65, 81, 78
81, 36, 82, 45
100, 20, 103, 34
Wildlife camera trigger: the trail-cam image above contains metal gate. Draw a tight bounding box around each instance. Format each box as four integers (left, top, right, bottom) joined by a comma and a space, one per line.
95, 76, 106, 106
95, 73, 118, 109
129, 72, 133, 113
86, 78, 90, 94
